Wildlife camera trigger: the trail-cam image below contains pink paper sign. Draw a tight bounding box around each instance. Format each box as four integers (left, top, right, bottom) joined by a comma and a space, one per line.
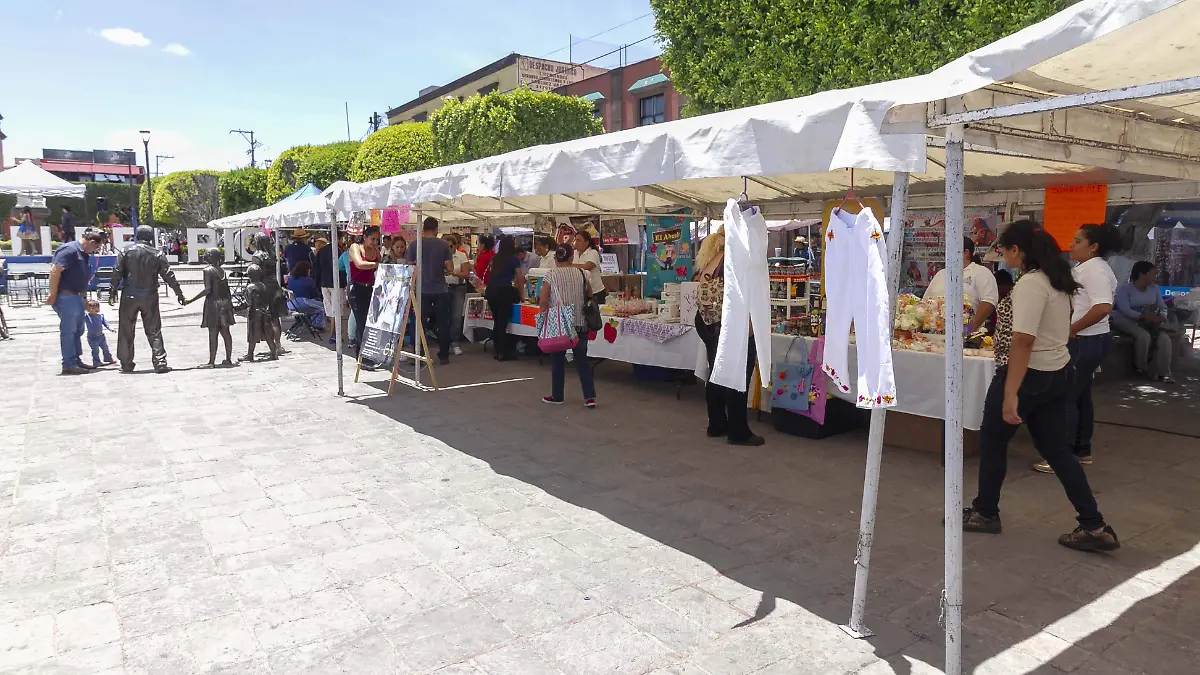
380, 209, 400, 235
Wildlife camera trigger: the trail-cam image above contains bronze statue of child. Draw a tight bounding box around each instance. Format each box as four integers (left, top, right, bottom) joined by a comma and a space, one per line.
187, 248, 237, 368
241, 264, 280, 362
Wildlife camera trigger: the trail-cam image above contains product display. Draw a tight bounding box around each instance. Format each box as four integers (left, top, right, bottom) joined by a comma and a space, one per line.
711, 199, 772, 393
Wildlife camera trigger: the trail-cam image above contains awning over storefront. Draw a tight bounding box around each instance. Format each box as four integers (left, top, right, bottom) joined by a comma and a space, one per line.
627, 73, 669, 92
580, 92, 605, 102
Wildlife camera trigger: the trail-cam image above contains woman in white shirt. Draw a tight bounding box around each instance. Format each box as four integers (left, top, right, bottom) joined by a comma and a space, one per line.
1033, 223, 1120, 474
569, 231, 606, 304
924, 236, 998, 334
964, 220, 1118, 552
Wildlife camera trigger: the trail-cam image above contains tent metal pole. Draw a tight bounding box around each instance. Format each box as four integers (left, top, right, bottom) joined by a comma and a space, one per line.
943, 123, 966, 675
415, 209, 424, 386
329, 213, 344, 396
274, 229, 283, 288
842, 171, 909, 639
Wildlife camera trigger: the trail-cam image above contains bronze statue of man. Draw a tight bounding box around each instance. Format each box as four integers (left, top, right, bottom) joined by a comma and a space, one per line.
109, 225, 185, 374
248, 232, 287, 352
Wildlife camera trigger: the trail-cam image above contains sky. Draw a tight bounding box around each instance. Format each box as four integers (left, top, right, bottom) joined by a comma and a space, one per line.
2, 0, 659, 174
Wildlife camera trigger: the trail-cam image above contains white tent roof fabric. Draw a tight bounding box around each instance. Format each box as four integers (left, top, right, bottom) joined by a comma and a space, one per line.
208, 195, 331, 230
0, 160, 87, 198
322, 0, 1195, 224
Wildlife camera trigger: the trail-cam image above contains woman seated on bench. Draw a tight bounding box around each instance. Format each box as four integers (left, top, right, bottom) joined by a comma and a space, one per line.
1111, 261, 1173, 383
286, 261, 328, 330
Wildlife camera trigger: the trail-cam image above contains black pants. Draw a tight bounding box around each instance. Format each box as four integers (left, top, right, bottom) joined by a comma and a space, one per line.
117, 292, 167, 369
422, 292, 452, 361
486, 284, 519, 358
973, 364, 1104, 529
348, 283, 372, 356
1066, 333, 1111, 457
696, 315, 757, 442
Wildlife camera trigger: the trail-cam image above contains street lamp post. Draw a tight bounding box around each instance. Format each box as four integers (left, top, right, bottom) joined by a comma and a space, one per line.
124, 149, 135, 224
140, 130, 153, 226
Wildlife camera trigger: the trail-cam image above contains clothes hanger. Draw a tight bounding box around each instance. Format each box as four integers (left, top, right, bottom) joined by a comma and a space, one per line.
836, 168, 865, 215
737, 176, 754, 212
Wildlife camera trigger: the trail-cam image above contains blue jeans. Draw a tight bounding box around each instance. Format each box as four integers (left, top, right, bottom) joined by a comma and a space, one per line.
88, 334, 113, 364
1066, 333, 1111, 457
293, 297, 327, 329
52, 294, 85, 369
551, 331, 596, 401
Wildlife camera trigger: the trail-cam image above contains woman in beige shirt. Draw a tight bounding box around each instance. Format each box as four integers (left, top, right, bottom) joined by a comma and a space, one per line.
964, 220, 1118, 552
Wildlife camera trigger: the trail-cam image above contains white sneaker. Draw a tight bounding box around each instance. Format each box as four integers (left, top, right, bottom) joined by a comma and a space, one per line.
451, 343, 463, 356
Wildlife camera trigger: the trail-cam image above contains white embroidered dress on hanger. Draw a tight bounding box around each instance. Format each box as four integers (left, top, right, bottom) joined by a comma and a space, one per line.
823, 207, 896, 408
711, 199, 772, 392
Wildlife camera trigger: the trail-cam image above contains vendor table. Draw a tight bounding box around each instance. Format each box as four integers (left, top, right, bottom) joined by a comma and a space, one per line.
765, 335, 996, 431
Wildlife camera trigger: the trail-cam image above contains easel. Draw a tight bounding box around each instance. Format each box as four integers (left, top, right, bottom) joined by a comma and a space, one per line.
352, 263, 439, 395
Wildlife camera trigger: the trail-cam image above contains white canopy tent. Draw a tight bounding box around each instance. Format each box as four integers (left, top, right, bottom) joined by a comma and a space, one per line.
208, 194, 332, 231
0, 160, 86, 198
320, 2, 1200, 672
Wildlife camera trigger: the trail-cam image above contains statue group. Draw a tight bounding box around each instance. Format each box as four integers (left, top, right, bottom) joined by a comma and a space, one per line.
110, 227, 290, 372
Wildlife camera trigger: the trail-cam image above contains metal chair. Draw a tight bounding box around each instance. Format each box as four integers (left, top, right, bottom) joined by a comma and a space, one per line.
284, 291, 322, 341
7, 273, 38, 307
32, 272, 51, 302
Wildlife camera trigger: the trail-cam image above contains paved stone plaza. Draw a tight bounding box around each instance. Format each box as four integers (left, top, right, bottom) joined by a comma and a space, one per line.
2, 302, 1199, 674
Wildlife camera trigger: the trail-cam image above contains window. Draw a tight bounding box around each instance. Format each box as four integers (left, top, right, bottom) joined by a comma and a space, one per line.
477, 82, 499, 96
592, 103, 604, 120
412, 112, 429, 122
639, 94, 665, 126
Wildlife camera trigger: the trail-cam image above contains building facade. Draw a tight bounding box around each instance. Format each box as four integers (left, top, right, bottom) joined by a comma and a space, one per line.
25, 149, 144, 184
554, 56, 683, 133
387, 54, 606, 125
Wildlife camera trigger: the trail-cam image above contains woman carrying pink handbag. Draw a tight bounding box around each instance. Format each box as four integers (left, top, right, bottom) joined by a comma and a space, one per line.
538, 244, 598, 408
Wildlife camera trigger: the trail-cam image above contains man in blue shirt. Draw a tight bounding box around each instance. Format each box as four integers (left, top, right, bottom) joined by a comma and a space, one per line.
283, 231, 313, 275
46, 228, 106, 374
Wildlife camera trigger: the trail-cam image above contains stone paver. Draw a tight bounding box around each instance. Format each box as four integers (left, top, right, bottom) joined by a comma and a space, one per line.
2, 301, 1198, 674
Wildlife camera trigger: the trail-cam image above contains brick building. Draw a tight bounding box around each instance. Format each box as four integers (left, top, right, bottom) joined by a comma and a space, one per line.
554, 56, 683, 132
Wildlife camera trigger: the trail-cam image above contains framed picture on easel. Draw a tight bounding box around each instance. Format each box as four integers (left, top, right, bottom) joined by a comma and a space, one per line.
355, 263, 438, 394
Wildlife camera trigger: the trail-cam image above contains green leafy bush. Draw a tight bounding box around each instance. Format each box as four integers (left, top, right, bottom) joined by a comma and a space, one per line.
265, 142, 360, 203
431, 89, 603, 165
650, 0, 1076, 114
351, 123, 436, 182
138, 170, 223, 228
219, 167, 268, 216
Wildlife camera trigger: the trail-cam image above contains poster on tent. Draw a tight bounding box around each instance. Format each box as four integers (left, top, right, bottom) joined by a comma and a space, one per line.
644, 211, 693, 297
359, 264, 415, 371
371, 206, 417, 242
569, 215, 599, 243
600, 217, 639, 245
898, 210, 998, 291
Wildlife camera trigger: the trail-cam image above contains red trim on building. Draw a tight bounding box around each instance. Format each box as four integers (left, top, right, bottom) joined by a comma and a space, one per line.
38, 160, 144, 176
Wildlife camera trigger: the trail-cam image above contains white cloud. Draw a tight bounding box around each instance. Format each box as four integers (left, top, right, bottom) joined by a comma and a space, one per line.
163, 43, 191, 57
99, 27, 151, 47
54, 9, 63, 22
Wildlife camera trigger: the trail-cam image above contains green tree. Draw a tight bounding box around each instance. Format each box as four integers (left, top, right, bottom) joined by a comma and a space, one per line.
265, 141, 361, 203
430, 89, 604, 165
650, 0, 1076, 114
138, 170, 223, 228
351, 123, 436, 182
219, 167, 269, 216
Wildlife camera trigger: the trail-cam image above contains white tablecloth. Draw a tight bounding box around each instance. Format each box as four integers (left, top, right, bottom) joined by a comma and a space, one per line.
588, 317, 702, 370
463, 315, 537, 342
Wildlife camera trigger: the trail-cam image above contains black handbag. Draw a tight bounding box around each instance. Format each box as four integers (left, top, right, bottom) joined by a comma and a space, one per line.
580, 270, 603, 332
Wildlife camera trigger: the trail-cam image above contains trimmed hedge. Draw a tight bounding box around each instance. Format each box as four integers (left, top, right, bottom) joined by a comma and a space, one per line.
265, 141, 361, 203
219, 167, 268, 216
431, 89, 603, 165
351, 123, 436, 183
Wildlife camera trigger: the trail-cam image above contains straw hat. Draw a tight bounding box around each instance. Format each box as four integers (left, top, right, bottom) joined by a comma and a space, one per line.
794, 235, 807, 244
292, 229, 311, 241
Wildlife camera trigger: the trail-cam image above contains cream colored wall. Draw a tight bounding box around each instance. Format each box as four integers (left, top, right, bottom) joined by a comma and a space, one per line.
388, 66, 521, 125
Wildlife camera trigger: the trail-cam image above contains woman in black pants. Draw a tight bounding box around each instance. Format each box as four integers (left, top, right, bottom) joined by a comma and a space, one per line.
1033, 222, 1120, 473
964, 220, 1118, 551
485, 236, 525, 361
692, 228, 763, 446
348, 227, 381, 364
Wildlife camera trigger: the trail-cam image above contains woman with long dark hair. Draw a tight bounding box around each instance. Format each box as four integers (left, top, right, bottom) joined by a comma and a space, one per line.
570, 231, 606, 304
485, 235, 525, 361
1034, 223, 1120, 474
348, 226, 381, 363
965, 220, 1118, 551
